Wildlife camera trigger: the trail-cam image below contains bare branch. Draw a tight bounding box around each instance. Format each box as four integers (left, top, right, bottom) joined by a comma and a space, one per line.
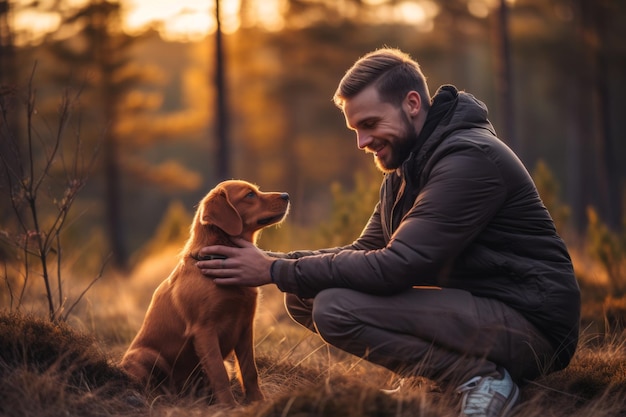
16, 237, 29, 311
56, 233, 62, 308
2, 261, 14, 310
1, 63, 102, 322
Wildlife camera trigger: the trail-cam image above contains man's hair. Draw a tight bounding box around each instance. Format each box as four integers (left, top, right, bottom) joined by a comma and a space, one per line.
333, 48, 431, 111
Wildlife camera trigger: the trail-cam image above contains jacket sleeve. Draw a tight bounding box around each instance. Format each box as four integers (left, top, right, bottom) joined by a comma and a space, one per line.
272, 145, 507, 298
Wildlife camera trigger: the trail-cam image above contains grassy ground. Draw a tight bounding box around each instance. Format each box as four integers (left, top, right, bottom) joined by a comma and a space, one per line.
1, 247, 625, 417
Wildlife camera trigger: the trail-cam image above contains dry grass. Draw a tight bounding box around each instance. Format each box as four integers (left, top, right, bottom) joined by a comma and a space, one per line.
1, 246, 626, 417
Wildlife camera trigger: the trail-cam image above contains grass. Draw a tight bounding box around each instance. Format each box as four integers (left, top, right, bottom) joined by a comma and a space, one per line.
1, 247, 625, 417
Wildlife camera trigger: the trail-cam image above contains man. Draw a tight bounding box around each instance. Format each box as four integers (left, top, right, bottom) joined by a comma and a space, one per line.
198, 48, 580, 417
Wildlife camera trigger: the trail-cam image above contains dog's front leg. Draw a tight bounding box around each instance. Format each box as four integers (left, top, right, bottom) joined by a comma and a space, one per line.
193, 333, 237, 405
235, 323, 264, 402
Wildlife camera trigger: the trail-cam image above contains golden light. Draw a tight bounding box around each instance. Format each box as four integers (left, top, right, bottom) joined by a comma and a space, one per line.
356, 0, 437, 29
124, 0, 243, 41
467, 0, 492, 18
396, 1, 428, 25
244, 0, 286, 31
12, 0, 252, 44
362, 0, 387, 5
124, 1, 186, 34
161, 9, 215, 41
467, 0, 516, 19
12, 9, 61, 44
11, 0, 440, 45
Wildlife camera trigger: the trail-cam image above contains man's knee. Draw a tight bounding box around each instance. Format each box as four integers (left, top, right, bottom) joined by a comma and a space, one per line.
311, 288, 359, 342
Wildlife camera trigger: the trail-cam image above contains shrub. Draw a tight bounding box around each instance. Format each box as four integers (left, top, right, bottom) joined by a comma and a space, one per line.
586, 207, 626, 296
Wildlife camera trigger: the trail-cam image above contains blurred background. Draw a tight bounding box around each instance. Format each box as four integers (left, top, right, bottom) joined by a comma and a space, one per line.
0, 0, 624, 277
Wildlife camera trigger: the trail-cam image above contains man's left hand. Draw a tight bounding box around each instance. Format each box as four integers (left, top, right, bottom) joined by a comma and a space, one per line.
196, 237, 274, 287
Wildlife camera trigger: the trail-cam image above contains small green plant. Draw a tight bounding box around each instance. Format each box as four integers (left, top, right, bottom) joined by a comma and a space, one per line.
0, 67, 101, 322
586, 206, 626, 296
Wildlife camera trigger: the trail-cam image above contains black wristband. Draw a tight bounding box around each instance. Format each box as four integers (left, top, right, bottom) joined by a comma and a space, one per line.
269, 259, 277, 283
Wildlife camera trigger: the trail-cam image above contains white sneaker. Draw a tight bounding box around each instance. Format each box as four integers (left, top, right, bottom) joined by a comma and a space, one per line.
456, 368, 520, 417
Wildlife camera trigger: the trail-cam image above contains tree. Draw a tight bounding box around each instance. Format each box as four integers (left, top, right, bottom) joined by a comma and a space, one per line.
0, 0, 13, 84
556, 0, 624, 232
0, 0, 17, 229
214, 0, 231, 181
492, 0, 517, 154
579, 0, 621, 231
47, 0, 204, 270
46, 0, 133, 269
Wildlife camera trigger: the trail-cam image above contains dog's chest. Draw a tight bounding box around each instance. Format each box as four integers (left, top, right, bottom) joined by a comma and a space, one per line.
214, 284, 258, 303
185, 279, 257, 316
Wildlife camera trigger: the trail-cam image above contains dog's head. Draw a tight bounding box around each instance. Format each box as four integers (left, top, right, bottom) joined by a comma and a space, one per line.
197, 180, 290, 243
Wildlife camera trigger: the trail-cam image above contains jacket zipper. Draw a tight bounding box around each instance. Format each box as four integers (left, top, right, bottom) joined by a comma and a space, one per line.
389, 165, 409, 236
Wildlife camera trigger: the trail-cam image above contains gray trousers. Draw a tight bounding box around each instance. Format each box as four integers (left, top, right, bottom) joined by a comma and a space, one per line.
285, 287, 555, 387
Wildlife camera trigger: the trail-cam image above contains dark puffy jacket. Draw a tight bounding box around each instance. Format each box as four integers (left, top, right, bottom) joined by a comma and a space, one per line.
272, 85, 580, 370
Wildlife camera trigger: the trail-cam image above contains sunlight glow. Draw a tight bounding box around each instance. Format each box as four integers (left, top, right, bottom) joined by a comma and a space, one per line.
366, 1, 437, 28
11, 0, 443, 45
125, 0, 242, 41
243, 0, 286, 31
11, 0, 249, 44
395, 2, 426, 25
467, 0, 491, 19
467, 0, 515, 18
13, 9, 61, 44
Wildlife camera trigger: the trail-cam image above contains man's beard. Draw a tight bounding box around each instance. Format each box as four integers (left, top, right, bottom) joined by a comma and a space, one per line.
374, 113, 419, 173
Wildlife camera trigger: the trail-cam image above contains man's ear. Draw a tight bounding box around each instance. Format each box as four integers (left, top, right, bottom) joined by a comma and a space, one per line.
201, 189, 243, 236
405, 90, 422, 117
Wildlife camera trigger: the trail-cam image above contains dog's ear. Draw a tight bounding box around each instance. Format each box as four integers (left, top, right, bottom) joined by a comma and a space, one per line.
201, 189, 244, 236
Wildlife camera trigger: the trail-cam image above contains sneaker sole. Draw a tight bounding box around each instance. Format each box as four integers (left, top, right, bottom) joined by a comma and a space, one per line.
498, 383, 520, 417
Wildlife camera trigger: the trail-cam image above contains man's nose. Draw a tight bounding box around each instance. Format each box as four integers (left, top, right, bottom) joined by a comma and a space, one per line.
356, 131, 372, 150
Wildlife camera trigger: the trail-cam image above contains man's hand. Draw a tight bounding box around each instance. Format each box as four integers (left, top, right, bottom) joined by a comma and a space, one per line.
196, 237, 275, 287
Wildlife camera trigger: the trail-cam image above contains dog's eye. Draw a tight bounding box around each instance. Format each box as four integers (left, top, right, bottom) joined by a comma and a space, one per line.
245, 191, 256, 198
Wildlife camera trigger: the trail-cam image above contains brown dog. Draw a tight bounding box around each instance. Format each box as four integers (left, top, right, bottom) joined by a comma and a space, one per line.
121, 180, 289, 405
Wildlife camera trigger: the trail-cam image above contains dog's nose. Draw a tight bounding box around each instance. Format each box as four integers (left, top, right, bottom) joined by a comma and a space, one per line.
280, 193, 290, 201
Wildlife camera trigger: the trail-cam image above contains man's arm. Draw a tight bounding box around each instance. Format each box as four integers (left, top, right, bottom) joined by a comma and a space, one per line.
271, 145, 507, 298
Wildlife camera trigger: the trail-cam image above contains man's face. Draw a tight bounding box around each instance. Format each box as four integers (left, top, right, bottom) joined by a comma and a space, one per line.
343, 85, 419, 173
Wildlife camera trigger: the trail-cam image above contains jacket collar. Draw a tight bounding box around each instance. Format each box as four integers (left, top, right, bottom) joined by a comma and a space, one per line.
395, 85, 459, 178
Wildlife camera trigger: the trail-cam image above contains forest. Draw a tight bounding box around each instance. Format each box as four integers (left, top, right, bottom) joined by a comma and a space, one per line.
1, 0, 624, 270
1, 1, 626, 416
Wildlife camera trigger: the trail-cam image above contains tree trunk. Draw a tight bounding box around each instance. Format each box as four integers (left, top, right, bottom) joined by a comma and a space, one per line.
0, 0, 19, 228
493, 0, 518, 155
214, 0, 231, 181
0, 0, 13, 84
588, 0, 620, 230
95, 0, 128, 270
579, 0, 620, 231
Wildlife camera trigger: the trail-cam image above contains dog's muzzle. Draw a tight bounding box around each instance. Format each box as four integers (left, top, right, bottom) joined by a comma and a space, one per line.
257, 213, 286, 225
